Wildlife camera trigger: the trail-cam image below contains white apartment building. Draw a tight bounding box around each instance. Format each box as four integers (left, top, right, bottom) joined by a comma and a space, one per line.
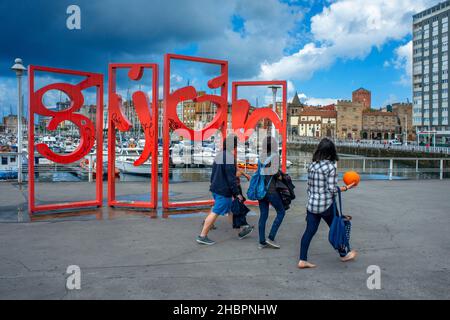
413, 1, 450, 144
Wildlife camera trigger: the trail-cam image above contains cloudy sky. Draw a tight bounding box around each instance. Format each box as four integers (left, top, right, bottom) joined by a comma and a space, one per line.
0, 0, 439, 116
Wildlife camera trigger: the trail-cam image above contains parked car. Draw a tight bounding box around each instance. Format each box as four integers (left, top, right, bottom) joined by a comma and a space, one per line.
388, 139, 402, 146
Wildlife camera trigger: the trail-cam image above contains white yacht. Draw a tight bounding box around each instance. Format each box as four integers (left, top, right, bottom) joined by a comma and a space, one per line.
116, 147, 162, 175
0, 153, 18, 179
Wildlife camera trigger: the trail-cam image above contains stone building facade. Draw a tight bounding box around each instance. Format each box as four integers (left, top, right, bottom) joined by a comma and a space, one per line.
392, 102, 416, 141
361, 111, 398, 140
2, 115, 26, 134
335, 100, 364, 139
295, 106, 337, 138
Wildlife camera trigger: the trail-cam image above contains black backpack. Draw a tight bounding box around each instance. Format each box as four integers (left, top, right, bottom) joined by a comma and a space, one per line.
275, 172, 296, 210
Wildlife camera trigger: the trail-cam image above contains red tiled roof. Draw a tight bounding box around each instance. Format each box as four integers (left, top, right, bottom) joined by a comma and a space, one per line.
321, 104, 336, 110
303, 104, 335, 111
300, 109, 337, 118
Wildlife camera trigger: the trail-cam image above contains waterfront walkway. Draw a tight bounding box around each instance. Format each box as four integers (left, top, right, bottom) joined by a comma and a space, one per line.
0, 180, 449, 299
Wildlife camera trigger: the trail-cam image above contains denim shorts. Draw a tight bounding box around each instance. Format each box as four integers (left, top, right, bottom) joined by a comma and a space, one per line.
212, 193, 232, 215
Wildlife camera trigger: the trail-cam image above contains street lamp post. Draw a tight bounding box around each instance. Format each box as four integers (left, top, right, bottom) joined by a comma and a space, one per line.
404, 114, 408, 146
268, 86, 281, 138
11, 58, 26, 184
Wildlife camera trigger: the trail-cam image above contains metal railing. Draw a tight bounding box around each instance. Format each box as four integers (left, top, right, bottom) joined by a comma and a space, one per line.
1, 152, 449, 182
288, 137, 450, 155
286, 156, 450, 180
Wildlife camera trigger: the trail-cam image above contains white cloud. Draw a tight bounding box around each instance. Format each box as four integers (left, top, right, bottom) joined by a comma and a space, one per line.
259, 0, 435, 81
382, 93, 399, 107
260, 43, 333, 80
299, 93, 338, 106
292, 92, 337, 106
304, 97, 338, 106
287, 80, 296, 97
0, 77, 31, 117
391, 40, 413, 86
199, 0, 303, 78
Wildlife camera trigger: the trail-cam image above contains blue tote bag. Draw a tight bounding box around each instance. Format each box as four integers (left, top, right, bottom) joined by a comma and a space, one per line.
328, 188, 351, 251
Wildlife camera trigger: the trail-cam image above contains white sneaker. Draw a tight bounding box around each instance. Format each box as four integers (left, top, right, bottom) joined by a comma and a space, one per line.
258, 242, 268, 249
266, 239, 280, 249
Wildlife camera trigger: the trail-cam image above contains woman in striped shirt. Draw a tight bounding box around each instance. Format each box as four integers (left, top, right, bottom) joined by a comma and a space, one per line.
298, 138, 357, 269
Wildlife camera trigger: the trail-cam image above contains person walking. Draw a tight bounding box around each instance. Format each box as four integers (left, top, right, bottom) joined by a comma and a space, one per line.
196, 135, 253, 245
298, 138, 357, 269
258, 136, 285, 249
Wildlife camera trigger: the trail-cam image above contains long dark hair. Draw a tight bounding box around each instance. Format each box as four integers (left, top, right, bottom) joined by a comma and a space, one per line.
312, 138, 339, 162
222, 134, 238, 151
262, 136, 277, 155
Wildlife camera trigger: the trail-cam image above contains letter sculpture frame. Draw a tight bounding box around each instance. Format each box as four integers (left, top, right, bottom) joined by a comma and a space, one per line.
107, 63, 159, 213
163, 54, 228, 211
28, 65, 104, 214
232, 80, 288, 206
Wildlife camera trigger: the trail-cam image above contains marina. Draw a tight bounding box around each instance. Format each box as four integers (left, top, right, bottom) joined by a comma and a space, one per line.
2, 136, 449, 182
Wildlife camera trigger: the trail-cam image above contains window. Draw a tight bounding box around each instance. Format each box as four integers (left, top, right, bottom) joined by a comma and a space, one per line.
1, 157, 7, 165
9, 157, 16, 163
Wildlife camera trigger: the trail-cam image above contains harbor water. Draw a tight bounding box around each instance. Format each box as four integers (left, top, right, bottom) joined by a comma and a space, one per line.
9, 149, 449, 183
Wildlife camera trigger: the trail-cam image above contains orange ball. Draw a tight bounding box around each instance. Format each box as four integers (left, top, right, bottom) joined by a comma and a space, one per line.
343, 171, 360, 186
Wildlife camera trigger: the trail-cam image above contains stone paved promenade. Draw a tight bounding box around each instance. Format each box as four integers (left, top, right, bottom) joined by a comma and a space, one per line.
0, 180, 449, 299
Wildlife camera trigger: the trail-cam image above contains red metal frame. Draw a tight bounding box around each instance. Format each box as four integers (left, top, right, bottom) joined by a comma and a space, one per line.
231, 81, 287, 206
107, 63, 158, 213
163, 54, 228, 211
28, 66, 103, 214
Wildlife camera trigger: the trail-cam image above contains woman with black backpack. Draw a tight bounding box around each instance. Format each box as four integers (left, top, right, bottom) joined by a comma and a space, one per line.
298, 138, 357, 269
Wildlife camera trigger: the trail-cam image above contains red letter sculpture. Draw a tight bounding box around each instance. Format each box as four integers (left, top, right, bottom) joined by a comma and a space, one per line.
231, 81, 287, 172
107, 63, 159, 211
163, 54, 228, 211
28, 66, 103, 214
